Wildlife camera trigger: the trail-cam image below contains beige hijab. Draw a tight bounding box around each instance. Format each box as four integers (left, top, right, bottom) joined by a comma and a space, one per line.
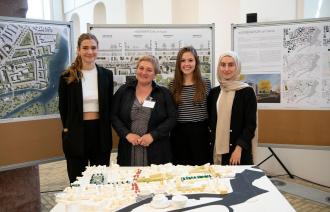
214, 51, 249, 163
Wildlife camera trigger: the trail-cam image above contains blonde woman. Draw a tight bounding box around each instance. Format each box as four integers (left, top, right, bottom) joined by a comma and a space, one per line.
112, 55, 176, 166
208, 51, 257, 165
58, 33, 113, 183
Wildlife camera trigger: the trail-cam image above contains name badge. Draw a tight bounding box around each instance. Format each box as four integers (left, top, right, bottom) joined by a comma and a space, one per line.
143, 100, 155, 108
143, 97, 155, 108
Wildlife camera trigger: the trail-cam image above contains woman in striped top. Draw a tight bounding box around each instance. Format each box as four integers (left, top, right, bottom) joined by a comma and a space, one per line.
170, 46, 211, 165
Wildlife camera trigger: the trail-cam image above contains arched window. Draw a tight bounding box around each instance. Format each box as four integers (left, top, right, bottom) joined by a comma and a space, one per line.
94, 2, 106, 24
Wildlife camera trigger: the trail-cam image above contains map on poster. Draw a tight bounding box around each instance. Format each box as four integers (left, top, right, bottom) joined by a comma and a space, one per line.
233, 19, 330, 109
0, 17, 71, 123
89, 25, 214, 92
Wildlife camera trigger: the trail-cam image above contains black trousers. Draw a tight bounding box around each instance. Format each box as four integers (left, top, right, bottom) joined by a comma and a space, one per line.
171, 121, 210, 166
66, 120, 110, 183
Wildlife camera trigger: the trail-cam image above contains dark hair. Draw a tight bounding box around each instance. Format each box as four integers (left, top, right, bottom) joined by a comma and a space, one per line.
172, 46, 206, 104
63, 33, 99, 84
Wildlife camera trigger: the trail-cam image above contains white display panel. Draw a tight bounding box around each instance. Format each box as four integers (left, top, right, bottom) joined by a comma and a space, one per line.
233, 18, 330, 110
88, 24, 215, 92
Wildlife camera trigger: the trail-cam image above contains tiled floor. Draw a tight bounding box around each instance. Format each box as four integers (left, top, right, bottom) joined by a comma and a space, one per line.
40, 157, 330, 212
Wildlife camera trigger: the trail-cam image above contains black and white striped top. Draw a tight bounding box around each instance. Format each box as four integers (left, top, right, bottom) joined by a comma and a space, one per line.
170, 78, 211, 123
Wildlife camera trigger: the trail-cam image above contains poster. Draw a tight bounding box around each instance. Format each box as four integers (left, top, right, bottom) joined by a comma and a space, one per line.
0, 17, 72, 123
233, 19, 330, 109
89, 24, 214, 92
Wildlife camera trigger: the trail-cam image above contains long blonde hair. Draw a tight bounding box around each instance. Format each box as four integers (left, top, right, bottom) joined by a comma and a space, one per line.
172, 46, 206, 104
63, 33, 99, 84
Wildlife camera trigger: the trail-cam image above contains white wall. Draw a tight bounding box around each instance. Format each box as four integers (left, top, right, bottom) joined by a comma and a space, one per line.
257, 148, 330, 186
143, 0, 171, 24
106, 0, 126, 23
198, 0, 240, 72
64, 0, 126, 33
240, 0, 297, 22
27, 0, 49, 20
65, 1, 96, 33
63, 0, 74, 13
51, 0, 64, 21
126, 0, 144, 24
172, 0, 198, 24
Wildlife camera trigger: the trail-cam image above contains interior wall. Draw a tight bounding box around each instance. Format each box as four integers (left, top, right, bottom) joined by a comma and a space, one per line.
197, 0, 240, 85
51, 0, 64, 21
63, 0, 74, 14
239, 0, 297, 22
172, 0, 198, 24
257, 148, 330, 186
105, 0, 126, 23
64, 0, 126, 33
26, 0, 44, 19
126, 0, 144, 24
143, 0, 171, 24
65, 2, 95, 33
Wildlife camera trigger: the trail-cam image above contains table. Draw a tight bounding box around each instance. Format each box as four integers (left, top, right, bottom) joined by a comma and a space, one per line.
51, 165, 295, 212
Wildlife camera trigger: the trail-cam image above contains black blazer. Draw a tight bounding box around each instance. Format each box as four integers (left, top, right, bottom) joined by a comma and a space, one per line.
207, 86, 257, 164
58, 65, 113, 157
111, 80, 177, 166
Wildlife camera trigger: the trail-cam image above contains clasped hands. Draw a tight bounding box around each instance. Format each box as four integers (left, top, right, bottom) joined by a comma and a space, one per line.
126, 133, 154, 147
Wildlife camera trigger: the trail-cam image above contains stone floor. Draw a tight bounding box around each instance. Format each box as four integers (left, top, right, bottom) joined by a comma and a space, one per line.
40, 156, 330, 212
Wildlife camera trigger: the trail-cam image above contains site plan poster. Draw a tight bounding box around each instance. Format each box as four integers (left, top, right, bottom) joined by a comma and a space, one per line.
89, 25, 214, 92
233, 19, 330, 109
0, 17, 71, 123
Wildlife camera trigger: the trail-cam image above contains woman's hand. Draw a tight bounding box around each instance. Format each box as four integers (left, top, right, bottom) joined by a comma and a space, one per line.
230, 145, 242, 165
126, 133, 141, 145
138, 133, 154, 147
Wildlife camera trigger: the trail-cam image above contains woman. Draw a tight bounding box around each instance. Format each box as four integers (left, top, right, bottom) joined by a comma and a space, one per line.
112, 55, 176, 166
208, 51, 257, 165
170, 46, 211, 165
58, 33, 113, 183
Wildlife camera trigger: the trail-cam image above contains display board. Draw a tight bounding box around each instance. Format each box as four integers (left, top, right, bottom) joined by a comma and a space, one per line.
88, 24, 215, 92
0, 16, 73, 171
232, 17, 330, 149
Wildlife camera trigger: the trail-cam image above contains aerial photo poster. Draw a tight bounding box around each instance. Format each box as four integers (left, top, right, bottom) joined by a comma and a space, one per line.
0, 17, 72, 123
233, 19, 330, 109
89, 25, 214, 92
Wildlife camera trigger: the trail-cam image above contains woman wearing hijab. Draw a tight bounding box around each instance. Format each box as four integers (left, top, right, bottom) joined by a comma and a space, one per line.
208, 51, 257, 165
